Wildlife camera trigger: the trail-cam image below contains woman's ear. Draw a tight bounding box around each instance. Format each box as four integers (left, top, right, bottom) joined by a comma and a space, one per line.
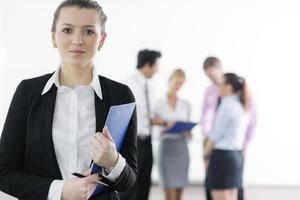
51, 32, 57, 48
98, 34, 107, 51
226, 84, 234, 94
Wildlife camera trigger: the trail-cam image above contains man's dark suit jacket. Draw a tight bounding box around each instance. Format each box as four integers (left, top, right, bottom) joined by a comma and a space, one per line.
0, 72, 137, 200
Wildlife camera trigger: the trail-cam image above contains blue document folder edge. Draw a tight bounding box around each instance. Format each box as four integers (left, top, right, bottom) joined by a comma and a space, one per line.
91, 102, 136, 197
164, 121, 197, 134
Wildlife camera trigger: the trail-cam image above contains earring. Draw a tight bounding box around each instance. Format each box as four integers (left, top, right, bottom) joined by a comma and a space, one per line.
98, 46, 101, 51
53, 43, 57, 48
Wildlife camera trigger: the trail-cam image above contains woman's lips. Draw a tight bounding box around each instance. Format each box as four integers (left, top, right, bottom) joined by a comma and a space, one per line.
69, 50, 85, 57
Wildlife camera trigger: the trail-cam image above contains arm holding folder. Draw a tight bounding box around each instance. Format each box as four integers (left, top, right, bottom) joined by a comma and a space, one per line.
164, 121, 198, 134
88, 102, 137, 196
151, 117, 197, 138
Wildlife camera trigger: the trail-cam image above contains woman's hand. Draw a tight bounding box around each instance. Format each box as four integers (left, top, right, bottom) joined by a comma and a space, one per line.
203, 138, 214, 161
204, 158, 210, 171
160, 121, 176, 135
202, 137, 210, 171
203, 153, 210, 172
151, 116, 175, 128
89, 127, 118, 169
81, 169, 92, 176
183, 131, 192, 139
241, 148, 246, 156
61, 174, 99, 200
166, 120, 176, 128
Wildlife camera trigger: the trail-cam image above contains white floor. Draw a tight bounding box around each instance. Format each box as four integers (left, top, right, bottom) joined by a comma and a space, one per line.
149, 185, 300, 200
1, 185, 300, 200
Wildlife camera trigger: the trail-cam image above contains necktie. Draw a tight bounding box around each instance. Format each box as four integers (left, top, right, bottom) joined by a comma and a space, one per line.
216, 96, 222, 110
145, 81, 152, 135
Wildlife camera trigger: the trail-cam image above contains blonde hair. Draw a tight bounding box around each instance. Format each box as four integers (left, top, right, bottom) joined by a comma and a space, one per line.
169, 68, 186, 83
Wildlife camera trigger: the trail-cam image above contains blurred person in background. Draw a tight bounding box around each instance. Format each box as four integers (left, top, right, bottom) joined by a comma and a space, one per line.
152, 69, 192, 200
121, 49, 161, 200
204, 73, 250, 200
200, 57, 257, 200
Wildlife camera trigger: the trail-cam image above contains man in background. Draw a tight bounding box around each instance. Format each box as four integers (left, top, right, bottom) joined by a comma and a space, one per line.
120, 49, 162, 200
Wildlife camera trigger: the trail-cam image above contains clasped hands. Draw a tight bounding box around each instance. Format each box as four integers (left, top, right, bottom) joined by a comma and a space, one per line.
61, 127, 118, 200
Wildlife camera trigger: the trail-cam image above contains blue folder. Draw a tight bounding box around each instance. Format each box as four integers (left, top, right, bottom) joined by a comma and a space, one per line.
164, 121, 197, 134
91, 102, 136, 197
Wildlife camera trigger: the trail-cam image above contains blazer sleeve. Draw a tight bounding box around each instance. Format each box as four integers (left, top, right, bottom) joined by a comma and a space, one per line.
108, 85, 137, 192
0, 80, 54, 200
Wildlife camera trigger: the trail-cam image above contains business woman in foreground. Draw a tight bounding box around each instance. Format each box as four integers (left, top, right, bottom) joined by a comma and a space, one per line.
0, 1, 137, 200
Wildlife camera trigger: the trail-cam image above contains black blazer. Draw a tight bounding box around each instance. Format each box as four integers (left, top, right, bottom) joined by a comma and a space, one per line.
0, 73, 137, 200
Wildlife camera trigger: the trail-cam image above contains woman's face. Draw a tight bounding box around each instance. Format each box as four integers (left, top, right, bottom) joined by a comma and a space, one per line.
52, 7, 106, 68
219, 76, 233, 97
169, 76, 185, 94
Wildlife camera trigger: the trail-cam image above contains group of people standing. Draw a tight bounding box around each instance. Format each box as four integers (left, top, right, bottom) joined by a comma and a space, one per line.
120, 50, 256, 200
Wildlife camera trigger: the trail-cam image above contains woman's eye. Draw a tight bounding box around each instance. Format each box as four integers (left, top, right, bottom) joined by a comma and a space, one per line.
62, 28, 72, 34
84, 29, 95, 35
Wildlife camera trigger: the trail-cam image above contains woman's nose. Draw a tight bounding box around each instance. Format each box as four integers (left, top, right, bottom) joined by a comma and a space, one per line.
72, 33, 83, 46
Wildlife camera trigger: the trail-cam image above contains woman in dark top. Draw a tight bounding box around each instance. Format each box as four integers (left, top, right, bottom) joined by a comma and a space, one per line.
0, 1, 137, 200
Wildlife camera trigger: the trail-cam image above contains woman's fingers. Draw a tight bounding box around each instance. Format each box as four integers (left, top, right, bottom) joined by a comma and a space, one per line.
166, 120, 176, 128
87, 183, 97, 199
90, 130, 118, 168
102, 127, 114, 141
97, 133, 112, 146
90, 146, 102, 161
91, 139, 103, 152
94, 132, 104, 145
82, 169, 91, 176
84, 174, 99, 183
82, 175, 98, 200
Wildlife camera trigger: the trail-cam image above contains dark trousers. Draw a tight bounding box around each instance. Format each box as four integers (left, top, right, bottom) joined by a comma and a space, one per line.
206, 156, 245, 200
119, 136, 153, 200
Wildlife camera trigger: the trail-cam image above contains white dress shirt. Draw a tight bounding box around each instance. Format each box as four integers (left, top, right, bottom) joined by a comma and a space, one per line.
42, 67, 125, 200
153, 96, 191, 139
209, 95, 250, 150
123, 71, 155, 136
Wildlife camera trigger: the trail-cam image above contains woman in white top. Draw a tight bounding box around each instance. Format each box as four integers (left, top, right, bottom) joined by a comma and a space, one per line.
204, 73, 250, 200
152, 69, 191, 200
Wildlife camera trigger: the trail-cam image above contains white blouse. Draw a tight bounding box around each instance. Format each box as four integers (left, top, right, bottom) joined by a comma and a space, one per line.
209, 95, 250, 150
43, 67, 125, 200
154, 96, 191, 139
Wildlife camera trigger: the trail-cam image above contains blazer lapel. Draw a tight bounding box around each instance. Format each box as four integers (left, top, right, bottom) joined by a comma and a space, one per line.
91, 77, 110, 168
94, 91, 108, 133
40, 85, 62, 179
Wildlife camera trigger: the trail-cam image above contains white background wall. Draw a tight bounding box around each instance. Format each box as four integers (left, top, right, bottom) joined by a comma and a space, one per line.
1, 0, 300, 186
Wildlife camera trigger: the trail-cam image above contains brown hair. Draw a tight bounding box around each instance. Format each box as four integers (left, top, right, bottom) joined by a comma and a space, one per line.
203, 56, 221, 70
224, 73, 249, 110
51, 0, 107, 35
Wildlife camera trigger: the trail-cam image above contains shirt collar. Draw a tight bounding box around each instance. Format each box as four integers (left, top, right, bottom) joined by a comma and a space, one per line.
222, 94, 239, 102
41, 66, 102, 99
136, 70, 148, 85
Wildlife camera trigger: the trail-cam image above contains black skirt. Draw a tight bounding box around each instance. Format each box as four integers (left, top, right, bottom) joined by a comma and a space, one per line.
206, 149, 243, 189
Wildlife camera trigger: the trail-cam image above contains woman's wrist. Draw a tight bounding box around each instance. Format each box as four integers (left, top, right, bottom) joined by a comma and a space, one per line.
105, 151, 119, 170
203, 153, 210, 161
